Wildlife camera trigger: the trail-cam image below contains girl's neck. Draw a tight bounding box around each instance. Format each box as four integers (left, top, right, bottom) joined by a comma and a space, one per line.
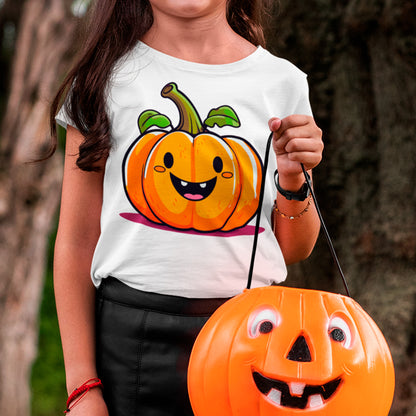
141, 8, 256, 65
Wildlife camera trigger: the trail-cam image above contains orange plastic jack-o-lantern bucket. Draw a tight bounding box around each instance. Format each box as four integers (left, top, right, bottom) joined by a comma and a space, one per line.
188, 286, 395, 415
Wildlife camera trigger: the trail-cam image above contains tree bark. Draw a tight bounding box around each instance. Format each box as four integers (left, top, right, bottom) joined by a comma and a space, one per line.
268, 1, 416, 414
0, 0, 76, 414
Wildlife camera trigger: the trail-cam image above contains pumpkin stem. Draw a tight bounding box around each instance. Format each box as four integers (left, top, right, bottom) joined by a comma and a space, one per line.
161, 83, 204, 135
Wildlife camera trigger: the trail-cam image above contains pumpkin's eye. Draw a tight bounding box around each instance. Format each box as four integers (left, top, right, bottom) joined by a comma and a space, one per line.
328, 316, 353, 348
213, 156, 223, 173
164, 152, 174, 169
248, 308, 279, 338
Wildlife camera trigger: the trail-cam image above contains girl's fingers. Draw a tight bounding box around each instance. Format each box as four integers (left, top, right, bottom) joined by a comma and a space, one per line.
283, 137, 324, 154
269, 115, 323, 171
287, 150, 323, 166
274, 130, 323, 155
268, 117, 282, 132
278, 114, 311, 132
269, 115, 318, 134
273, 127, 315, 151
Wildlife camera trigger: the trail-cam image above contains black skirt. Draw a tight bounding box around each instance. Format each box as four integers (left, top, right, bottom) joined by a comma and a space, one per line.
95, 276, 230, 416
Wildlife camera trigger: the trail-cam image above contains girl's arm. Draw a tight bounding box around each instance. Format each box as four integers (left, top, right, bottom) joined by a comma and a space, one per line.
269, 115, 323, 265
54, 126, 108, 414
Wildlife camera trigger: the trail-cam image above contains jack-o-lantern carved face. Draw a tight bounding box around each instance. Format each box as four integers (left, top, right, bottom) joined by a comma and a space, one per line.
123, 83, 262, 232
188, 286, 395, 416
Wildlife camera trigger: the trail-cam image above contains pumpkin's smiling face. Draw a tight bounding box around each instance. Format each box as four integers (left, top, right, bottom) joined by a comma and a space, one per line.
124, 129, 262, 232
152, 133, 235, 202
188, 286, 395, 416
142, 131, 240, 230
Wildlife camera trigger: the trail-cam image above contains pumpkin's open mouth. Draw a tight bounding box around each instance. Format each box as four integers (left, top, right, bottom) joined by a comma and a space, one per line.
253, 371, 342, 410
170, 173, 217, 201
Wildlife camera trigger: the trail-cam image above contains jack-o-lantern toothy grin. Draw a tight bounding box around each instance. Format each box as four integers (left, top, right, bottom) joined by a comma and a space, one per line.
169, 173, 217, 201
253, 371, 342, 410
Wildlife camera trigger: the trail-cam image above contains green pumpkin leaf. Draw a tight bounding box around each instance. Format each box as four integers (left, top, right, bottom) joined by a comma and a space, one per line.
138, 110, 172, 134
204, 106, 240, 129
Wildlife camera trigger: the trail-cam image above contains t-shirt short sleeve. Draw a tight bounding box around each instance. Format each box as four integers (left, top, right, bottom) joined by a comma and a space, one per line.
294, 75, 313, 117
55, 102, 75, 130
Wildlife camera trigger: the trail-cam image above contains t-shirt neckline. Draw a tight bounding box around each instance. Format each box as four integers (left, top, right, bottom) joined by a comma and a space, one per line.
136, 41, 266, 73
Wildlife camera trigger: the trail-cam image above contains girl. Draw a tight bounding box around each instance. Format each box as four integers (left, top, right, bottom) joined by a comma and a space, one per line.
50, 0, 323, 415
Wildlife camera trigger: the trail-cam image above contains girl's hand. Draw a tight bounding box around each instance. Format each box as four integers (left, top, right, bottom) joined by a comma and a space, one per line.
65, 388, 109, 416
269, 115, 323, 188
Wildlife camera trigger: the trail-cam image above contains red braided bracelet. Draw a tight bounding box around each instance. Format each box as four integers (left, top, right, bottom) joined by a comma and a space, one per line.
64, 378, 103, 413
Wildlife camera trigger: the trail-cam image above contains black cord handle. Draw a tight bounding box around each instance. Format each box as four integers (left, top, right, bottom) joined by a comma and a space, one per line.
300, 163, 351, 296
246, 132, 273, 290
246, 133, 351, 297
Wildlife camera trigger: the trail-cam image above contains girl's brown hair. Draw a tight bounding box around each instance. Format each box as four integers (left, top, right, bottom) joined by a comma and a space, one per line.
50, 0, 272, 171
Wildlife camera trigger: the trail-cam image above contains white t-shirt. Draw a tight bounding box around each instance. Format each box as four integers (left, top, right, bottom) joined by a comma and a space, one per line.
57, 42, 313, 298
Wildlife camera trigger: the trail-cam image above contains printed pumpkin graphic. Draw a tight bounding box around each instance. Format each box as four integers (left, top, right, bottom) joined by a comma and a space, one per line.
123, 83, 262, 232
188, 286, 395, 416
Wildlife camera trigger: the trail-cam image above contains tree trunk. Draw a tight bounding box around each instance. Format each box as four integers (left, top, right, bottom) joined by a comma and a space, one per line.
268, 1, 416, 414
0, 0, 76, 414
